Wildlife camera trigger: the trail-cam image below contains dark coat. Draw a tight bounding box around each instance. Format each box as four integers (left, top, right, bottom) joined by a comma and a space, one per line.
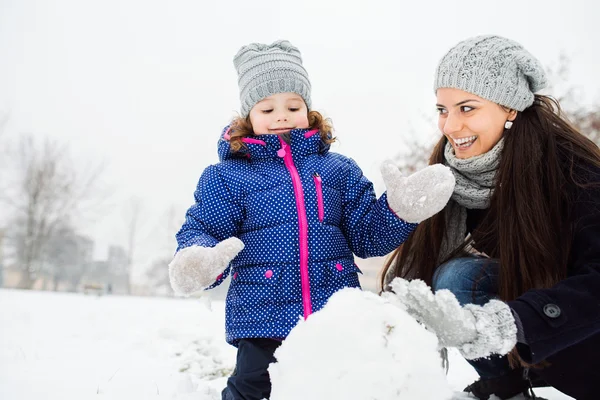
505, 163, 600, 400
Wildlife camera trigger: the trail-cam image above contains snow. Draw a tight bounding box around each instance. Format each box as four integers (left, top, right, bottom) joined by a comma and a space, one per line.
270, 288, 452, 400
0, 288, 573, 399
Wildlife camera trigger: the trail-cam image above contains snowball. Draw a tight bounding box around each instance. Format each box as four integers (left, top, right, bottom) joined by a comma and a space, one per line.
269, 288, 453, 400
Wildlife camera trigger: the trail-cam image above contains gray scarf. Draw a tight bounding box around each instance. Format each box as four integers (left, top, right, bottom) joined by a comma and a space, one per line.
439, 138, 504, 261
383, 138, 504, 287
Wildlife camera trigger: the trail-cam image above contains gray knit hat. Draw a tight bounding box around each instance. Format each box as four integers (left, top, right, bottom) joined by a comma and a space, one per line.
233, 40, 311, 117
434, 35, 547, 111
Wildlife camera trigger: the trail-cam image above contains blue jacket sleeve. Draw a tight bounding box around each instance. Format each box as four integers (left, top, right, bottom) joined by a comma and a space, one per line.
175, 164, 243, 288
340, 158, 417, 258
509, 166, 600, 363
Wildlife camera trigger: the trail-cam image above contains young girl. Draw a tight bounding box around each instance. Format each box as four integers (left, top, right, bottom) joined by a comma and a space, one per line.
384, 35, 600, 400
169, 40, 455, 400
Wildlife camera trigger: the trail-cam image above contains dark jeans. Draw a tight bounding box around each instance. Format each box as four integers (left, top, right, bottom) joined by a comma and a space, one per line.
432, 256, 510, 380
222, 338, 281, 400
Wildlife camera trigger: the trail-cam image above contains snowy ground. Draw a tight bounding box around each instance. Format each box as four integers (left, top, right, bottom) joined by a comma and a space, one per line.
0, 289, 573, 399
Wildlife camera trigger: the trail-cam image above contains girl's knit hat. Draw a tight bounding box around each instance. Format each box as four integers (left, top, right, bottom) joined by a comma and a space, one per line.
233, 40, 312, 117
434, 35, 547, 111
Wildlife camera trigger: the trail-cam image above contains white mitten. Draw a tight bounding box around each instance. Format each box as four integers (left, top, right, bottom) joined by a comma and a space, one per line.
168, 237, 244, 296
381, 161, 455, 223
385, 278, 517, 360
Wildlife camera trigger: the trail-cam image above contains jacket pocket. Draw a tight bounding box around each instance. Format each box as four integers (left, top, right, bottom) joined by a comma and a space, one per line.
325, 261, 362, 291
311, 260, 363, 310
313, 172, 324, 222
227, 266, 279, 324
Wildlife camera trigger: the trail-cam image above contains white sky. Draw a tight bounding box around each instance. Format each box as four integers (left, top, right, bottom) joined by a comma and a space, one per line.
1, 0, 599, 277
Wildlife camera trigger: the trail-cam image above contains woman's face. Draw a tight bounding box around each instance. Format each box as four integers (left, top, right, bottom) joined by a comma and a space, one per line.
436, 88, 516, 159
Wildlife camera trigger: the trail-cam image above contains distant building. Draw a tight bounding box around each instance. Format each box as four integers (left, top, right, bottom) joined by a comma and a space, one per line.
75, 236, 94, 266
107, 245, 129, 274
80, 245, 130, 295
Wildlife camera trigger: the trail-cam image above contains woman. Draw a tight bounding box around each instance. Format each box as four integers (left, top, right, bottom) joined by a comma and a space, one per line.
382, 35, 600, 400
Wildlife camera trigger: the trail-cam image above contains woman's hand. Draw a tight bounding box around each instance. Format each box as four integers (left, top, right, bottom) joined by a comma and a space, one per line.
381, 161, 455, 223
384, 277, 517, 359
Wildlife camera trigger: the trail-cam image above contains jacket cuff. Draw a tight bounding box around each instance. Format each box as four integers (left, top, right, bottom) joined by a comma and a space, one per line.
510, 307, 527, 344
507, 297, 566, 364
382, 192, 419, 229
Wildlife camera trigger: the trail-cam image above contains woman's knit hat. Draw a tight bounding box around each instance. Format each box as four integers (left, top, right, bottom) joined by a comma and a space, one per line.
233, 40, 311, 117
434, 35, 547, 111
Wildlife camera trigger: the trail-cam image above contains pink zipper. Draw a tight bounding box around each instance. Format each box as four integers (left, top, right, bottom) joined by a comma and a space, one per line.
313, 172, 324, 222
278, 137, 313, 319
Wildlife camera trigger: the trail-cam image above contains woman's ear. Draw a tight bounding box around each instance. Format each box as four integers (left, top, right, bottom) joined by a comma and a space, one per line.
507, 109, 518, 122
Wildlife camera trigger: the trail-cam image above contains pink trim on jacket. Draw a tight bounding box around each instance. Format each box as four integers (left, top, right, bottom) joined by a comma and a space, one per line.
223, 128, 266, 146
304, 129, 319, 138
241, 137, 267, 145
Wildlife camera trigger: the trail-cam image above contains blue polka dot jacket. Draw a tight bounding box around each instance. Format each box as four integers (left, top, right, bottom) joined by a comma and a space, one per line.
175, 127, 417, 345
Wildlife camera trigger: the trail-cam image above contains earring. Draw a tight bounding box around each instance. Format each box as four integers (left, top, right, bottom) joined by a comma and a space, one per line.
504, 121, 513, 130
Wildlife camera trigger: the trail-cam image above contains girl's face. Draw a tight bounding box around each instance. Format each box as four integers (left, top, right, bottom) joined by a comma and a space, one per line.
249, 92, 309, 135
436, 88, 517, 159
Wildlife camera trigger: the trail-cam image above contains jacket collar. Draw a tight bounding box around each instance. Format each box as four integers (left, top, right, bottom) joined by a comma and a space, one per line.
218, 126, 330, 161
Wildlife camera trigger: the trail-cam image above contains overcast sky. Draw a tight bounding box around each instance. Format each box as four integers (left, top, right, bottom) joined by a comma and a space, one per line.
1, 0, 599, 279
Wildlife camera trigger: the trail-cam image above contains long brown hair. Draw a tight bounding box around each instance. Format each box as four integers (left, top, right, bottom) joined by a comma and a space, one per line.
228, 110, 335, 153
381, 95, 600, 302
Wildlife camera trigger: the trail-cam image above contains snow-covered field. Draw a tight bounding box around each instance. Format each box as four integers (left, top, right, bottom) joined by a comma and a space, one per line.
0, 289, 572, 399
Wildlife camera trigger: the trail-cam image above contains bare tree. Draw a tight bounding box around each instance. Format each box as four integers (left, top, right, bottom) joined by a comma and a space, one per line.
43, 223, 94, 291
145, 205, 181, 295
0, 229, 5, 288
545, 53, 600, 146
572, 109, 600, 146
0, 134, 103, 289
0, 115, 9, 287
393, 137, 435, 175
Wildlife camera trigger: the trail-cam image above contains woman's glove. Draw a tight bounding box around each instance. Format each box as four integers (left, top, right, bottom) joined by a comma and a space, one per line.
381, 161, 455, 223
168, 237, 244, 295
384, 278, 517, 360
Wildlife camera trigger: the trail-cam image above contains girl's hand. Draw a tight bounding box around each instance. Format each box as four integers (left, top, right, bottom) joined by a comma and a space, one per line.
168, 237, 244, 295
384, 278, 517, 360
380, 161, 455, 223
